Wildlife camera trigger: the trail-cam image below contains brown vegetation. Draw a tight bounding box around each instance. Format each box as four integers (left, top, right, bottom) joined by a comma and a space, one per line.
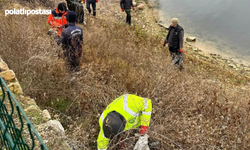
0, 0, 249, 149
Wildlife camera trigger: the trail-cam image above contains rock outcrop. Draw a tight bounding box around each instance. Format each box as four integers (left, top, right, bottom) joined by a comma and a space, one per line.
0, 56, 71, 150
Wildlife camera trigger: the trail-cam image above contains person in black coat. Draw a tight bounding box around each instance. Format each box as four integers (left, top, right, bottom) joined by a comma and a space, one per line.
120, 0, 134, 26
163, 18, 184, 70
66, 0, 86, 25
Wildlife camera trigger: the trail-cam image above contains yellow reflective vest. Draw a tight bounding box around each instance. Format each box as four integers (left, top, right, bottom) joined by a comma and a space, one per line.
97, 94, 152, 150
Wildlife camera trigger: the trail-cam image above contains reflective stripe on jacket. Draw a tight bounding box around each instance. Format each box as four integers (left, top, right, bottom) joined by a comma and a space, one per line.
97, 94, 152, 149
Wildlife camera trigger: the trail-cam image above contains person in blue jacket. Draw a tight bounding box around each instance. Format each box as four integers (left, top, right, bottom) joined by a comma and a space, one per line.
58, 11, 83, 73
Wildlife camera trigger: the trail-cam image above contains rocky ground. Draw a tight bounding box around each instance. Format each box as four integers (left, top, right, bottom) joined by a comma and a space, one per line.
0, 56, 72, 149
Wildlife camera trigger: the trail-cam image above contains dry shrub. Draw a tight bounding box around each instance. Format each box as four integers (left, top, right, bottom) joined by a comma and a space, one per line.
0, 1, 249, 149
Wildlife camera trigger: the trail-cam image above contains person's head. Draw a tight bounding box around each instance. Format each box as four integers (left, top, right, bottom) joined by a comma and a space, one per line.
58, 2, 67, 14
66, 11, 77, 23
103, 111, 126, 139
170, 18, 179, 27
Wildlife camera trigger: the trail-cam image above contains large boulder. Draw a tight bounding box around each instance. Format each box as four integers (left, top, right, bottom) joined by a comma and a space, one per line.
186, 36, 196, 42
8, 82, 23, 95
0, 62, 9, 71
36, 120, 72, 150
133, 1, 137, 6
42, 109, 51, 121
0, 70, 16, 81
47, 120, 65, 135
138, 4, 144, 10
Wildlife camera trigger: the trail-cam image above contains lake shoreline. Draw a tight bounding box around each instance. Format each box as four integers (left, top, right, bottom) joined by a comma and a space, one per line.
141, 0, 250, 72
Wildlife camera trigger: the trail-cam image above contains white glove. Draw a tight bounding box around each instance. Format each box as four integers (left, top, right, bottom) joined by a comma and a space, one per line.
134, 134, 150, 150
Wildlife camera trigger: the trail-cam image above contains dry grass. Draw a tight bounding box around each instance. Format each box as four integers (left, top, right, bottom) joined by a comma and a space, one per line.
0, 0, 249, 149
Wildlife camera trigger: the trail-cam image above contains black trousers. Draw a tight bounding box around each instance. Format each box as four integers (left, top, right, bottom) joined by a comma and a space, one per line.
86, 2, 96, 16
169, 47, 180, 60
66, 0, 85, 23
125, 10, 131, 25
63, 48, 82, 73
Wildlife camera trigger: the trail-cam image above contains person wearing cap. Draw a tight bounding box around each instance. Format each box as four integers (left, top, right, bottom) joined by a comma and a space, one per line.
47, 2, 68, 37
59, 11, 83, 73
163, 18, 184, 70
120, 0, 135, 26
66, 0, 86, 25
97, 94, 152, 150
86, 0, 98, 17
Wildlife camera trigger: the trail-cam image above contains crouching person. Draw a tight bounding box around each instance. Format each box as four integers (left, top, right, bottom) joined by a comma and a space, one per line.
58, 11, 83, 74
97, 94, 152, 150
47, 2, 68, 38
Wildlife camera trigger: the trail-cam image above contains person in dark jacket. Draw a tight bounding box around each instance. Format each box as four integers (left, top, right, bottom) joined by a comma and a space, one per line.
120, 0, 134, 26
58, 11, 83, 73
66, 0, 86, 25
163, 18, 184, 70
86, 0, 98, 17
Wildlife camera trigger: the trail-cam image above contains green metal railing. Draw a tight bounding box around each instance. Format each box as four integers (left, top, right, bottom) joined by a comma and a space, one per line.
0, 76, 49, 150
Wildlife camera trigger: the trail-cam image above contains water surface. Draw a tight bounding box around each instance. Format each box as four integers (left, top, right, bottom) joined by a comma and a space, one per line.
158, 0, 250, 65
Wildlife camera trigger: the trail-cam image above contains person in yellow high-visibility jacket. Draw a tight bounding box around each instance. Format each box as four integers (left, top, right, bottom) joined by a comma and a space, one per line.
97, 94, 152, 150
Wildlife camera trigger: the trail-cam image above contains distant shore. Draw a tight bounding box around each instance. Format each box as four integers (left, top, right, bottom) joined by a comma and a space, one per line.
151, 0, 250, 67
140, 0, 250, 73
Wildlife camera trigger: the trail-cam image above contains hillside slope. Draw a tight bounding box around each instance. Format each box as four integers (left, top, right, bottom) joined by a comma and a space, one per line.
0, 0, 249, 149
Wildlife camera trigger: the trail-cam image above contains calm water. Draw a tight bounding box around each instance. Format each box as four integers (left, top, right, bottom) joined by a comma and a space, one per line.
158, 0, 250, 65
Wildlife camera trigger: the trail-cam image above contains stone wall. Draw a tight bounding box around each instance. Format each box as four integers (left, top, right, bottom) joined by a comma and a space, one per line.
0, 56, 72, 150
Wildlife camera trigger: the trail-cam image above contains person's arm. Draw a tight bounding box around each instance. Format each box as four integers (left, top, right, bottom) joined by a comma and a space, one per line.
140, 99, 152, 135
47, 12, 55, 26
120, 0, 124, 9
80, 29, 83, 44
61, 31, 67, 50
47, 11, 61, 28
179, 30, 184, 49
163, 31, 170, 47
97, 131, 110, 150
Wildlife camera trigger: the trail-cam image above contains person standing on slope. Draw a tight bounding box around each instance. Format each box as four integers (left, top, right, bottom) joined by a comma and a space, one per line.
120, 0, 135, 26
66, 0, 87, 25
163, 18, 184, 70
86, 0, 98, 17
58, 11, 83, 74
